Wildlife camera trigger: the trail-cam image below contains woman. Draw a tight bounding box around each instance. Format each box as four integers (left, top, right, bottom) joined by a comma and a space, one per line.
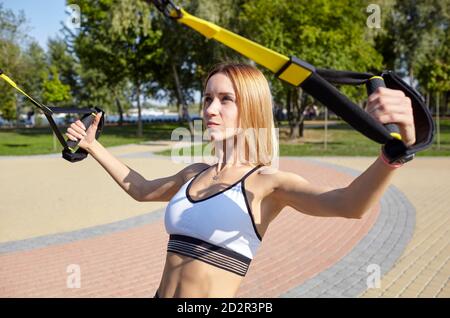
65, 63, 415, 298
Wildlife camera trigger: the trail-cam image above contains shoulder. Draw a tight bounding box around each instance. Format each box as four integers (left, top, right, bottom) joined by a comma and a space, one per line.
177, 162, 211, 184
252, 166, 309, 188
245, 166, 313, 215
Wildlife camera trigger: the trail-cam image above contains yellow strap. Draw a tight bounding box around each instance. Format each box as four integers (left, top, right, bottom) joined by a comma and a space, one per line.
177, 8, 312, 86
176, 9, 404, 142
1, 74, 38, 104
0, 73, 52, 114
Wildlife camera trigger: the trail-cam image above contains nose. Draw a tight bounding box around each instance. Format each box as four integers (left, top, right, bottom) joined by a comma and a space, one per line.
205, 97, 220, 118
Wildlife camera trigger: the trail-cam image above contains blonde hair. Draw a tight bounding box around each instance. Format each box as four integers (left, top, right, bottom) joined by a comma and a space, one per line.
204, 63, 278, 166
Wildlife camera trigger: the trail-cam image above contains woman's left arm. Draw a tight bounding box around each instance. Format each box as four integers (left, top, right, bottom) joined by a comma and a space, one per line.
274, 87, 415, 219
343, 86, 416, 218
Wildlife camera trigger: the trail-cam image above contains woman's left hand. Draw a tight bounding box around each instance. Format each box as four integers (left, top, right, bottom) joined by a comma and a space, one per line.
366, 87, 416, 147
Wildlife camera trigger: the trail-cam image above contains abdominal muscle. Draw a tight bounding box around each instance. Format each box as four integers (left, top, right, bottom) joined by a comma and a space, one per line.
156, 252, 244, 298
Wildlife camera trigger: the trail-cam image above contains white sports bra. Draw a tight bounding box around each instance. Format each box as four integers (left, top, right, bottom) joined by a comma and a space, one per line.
164, 164, 263, 276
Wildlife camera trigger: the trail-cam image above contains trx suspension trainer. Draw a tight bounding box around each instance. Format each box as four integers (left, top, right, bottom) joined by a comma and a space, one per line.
148, 0, 434, 164
0, 69, 104, 162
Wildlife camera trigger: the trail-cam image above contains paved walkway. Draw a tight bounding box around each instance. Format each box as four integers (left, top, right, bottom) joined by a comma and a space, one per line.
0, 143, 448, 297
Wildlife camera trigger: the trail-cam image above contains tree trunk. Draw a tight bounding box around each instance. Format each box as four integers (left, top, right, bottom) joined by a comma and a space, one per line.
436, 91, 440, 150
117, 97, 124, 126
286, 88, 294, 139
409, 66, 414, 86
444, 91, 449, 116
15, 97, 20, 129
289, 88, 306, 139
291, 88, 301, 139
172, 62, 194, 135
297, 89, 308, 138
136, 82, 143, 138
113, 87, 124, 126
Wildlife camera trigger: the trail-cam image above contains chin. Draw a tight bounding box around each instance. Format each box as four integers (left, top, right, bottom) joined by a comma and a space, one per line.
209, 133, 225, 142
206, 127, 222, 141
206, 127, 239, 143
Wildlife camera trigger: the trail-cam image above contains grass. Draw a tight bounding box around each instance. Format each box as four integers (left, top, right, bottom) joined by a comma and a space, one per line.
1, 119, 449, 157
277, 121, 450, 157
157, 119, 450, 158
0, 122, 188, 156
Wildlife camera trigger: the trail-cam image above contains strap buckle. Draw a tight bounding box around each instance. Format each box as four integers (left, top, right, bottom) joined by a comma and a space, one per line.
150, 0, 182, 19
275, 56, 315, 86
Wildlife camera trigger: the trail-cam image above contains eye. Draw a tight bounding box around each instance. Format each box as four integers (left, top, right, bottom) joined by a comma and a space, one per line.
203, 96, 212, 104
222, 96, 234, 103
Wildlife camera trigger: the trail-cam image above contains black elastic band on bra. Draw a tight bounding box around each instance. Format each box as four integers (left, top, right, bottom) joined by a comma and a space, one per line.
167, 234, 252, 276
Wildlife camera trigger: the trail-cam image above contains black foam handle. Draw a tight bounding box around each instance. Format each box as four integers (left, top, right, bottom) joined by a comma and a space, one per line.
366, 76, 402, 140
66, 112, 97, 151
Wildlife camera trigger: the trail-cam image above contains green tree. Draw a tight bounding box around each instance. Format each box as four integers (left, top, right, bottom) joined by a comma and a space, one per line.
71, 0, 163, 137
0, 39, 20, 122
185, 0, 246, 113
0, 3, 32, 123
149, 0, 248, 135
47, 37, 80, 105
42, 66, 72, 106
111, 0, 164, 136
240, 0, 383, 138
22, 41, 47, 101
377, 0, 449, 130
72, 28, 129, 123
379, 0, 448, 83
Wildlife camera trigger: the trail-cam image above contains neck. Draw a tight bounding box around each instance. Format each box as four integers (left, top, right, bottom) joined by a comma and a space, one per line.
213, 136, 250, 171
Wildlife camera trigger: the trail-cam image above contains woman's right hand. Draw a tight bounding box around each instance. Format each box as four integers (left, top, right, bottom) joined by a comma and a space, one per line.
65, 113, 103, 151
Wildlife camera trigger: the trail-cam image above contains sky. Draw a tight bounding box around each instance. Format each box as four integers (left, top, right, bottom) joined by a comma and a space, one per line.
2, 0, 68, 49
1, 0, 196, 107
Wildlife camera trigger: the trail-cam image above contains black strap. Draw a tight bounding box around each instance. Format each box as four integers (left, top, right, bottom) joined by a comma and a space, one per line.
316, 68, 373, 85
300, 72, 391, 143
0, 69, 105, 163
297, 66, 434, 163
148, 2, 435, 164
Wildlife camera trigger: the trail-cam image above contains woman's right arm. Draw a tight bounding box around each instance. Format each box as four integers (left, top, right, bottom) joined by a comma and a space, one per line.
86, 139, 155, 201
67, 115, 150, 201
88, 140, 206, 202
66, 115, 206, 202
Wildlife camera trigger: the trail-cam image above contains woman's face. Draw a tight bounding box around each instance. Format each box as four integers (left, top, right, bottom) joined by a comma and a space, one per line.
203, 73, 239, 141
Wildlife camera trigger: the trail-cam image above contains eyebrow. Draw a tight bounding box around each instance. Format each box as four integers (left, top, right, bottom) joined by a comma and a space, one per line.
203, 92, 235, 97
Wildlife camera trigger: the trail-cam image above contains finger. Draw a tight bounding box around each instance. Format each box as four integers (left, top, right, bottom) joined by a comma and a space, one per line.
379, 88, 405, 97
65, 133, 78, 142
368, 104, 411, 118
67, 127, 86, 140
368, 87, 405, 102
367, 100, 413, 116
376, 113, 414, 126
75, 120, 86, 130
368, 95, 408, 110
389, 88, 406, 97
368, 107, 413, 128
70, 123, 88, 136
92, 113, 102, 127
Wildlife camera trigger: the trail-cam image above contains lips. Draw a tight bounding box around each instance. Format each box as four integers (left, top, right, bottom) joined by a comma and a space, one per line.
207, 121, 220, 127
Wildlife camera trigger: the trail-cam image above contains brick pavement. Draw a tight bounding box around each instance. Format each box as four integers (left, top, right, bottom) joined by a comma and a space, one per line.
0, 145, 448, 297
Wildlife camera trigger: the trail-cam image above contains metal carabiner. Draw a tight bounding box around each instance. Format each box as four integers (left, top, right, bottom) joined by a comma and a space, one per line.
151, 0, 182, 19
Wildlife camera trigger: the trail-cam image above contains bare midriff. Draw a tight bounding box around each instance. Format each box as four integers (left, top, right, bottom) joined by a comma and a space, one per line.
156, 252, 245, 298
